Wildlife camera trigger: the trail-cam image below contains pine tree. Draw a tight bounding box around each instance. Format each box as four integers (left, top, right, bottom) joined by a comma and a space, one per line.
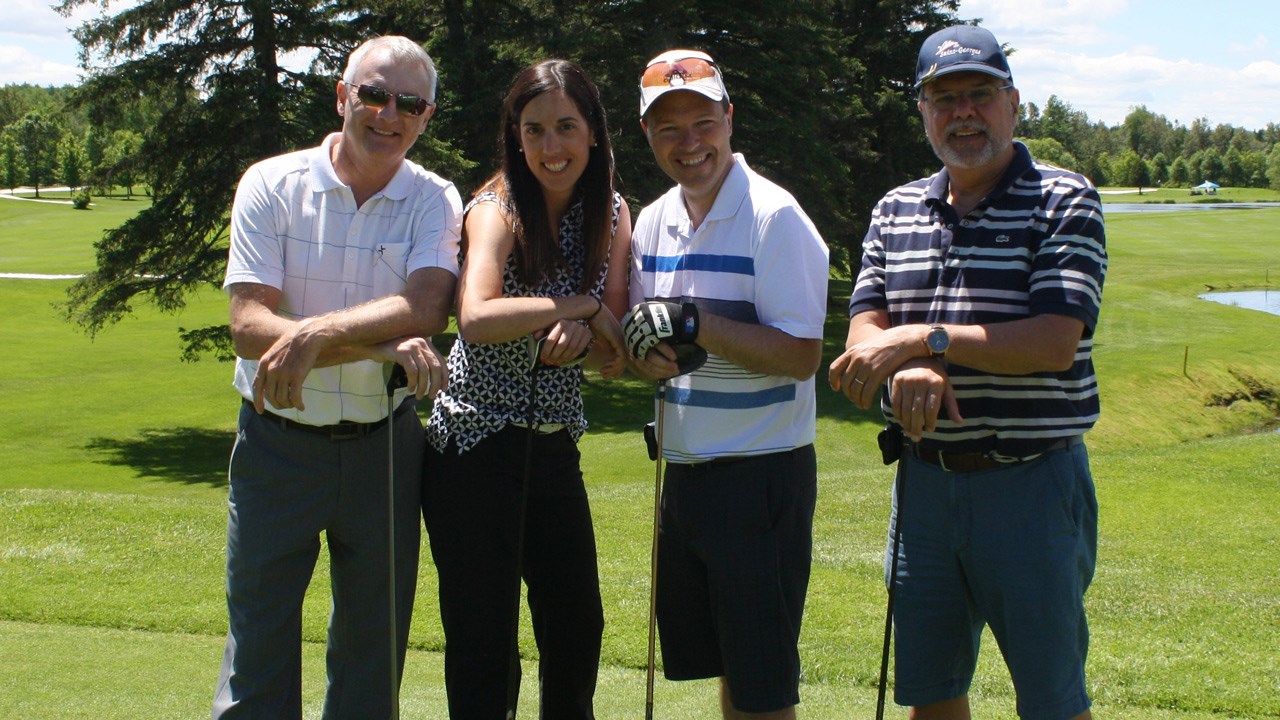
56, 0, 466, 352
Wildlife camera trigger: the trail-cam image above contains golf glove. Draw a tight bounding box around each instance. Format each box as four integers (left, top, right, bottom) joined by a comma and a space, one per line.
623, 301, 699, 360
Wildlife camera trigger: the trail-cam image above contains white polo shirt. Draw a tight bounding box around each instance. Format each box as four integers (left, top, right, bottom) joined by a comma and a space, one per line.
224, 133, 462, 425
630, 155, 829, 461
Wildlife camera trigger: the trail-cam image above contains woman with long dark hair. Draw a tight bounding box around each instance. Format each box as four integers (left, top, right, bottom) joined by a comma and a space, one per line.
422, 59, 629, 719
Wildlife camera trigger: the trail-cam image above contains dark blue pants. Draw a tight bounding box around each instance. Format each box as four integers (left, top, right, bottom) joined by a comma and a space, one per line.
213, 401, 423, 720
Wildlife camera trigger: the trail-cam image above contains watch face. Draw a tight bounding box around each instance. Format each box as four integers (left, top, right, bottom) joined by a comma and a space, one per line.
928, 328, 949, 354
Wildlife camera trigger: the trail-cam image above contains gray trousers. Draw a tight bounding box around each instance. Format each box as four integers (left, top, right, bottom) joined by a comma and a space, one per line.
213, 400, 423, 720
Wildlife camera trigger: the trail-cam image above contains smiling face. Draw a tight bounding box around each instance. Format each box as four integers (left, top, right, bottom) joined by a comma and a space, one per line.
515, 88, 595, 208
334, 46, 435, 180
918, 71, 1019, 172
641, 90, 735, 217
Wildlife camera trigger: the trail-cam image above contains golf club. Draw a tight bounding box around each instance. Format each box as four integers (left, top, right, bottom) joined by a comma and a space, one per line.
383, 362, 408, 720
505, 334, 546, 720
644, 379, 667, 720
875, 459, 905, 720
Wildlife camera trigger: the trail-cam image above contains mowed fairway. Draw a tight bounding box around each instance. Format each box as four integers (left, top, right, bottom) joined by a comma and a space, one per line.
1, 196, 1277, 718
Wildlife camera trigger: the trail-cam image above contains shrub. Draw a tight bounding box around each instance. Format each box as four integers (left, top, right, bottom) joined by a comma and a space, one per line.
72, 189, 92, 210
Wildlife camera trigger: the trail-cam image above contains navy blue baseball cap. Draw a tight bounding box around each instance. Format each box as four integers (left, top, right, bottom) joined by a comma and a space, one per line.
915, 25, 1012, 89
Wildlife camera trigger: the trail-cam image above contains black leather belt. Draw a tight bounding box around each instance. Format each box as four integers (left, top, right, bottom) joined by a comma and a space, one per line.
248, 399, 413, 441
910, 436, 1079, 473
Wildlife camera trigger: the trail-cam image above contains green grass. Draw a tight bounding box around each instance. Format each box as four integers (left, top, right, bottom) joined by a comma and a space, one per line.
1090, 208, 1280, 448
0, 193, 153, 274
1, 200, 1278, 718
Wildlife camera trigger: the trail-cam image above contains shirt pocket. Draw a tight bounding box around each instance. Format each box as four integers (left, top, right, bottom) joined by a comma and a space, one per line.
373, 241, 411, 297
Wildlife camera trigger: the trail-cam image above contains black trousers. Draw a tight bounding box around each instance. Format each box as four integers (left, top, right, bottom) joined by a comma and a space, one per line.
423, 425, 603, 720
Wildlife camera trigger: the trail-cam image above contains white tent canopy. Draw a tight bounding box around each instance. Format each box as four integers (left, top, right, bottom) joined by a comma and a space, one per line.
1195, 181, 1220, 189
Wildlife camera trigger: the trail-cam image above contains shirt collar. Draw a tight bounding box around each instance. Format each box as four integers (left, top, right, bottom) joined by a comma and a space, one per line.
668, 152, 749, 228
309, 134, 346, 192
308, 132, 415, 201
702, 153, 749, 223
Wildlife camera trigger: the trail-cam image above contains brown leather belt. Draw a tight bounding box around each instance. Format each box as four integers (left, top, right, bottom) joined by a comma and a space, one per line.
910, 437, 1078, 473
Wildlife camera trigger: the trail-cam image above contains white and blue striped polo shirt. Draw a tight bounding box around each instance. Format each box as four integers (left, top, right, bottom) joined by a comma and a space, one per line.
850, 142, 1107, 458
630, 155, 829, 462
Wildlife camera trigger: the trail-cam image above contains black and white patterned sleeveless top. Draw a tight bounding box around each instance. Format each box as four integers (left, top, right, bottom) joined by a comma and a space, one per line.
427, 190, 621, 454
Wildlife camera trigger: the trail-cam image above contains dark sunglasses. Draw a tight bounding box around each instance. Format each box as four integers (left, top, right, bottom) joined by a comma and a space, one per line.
351, 83, 432, 117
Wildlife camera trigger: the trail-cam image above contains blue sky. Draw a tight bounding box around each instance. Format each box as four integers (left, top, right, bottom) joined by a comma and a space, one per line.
2, 0, 1277, 130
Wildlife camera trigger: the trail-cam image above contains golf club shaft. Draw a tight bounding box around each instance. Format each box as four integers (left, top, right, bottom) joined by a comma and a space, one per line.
876, 460, 905, 720
386, 370, 401, 720
507, 356, 540, 720
645, 381, 667, 720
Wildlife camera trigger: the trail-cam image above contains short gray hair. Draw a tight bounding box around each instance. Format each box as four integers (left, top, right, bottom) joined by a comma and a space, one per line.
342, 36, 438, 103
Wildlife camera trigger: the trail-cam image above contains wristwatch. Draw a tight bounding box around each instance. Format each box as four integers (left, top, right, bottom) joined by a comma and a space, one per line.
925, 325, 949, 358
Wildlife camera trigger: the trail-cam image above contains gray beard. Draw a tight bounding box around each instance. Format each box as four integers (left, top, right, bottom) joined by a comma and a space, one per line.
931, 132, 1004, 169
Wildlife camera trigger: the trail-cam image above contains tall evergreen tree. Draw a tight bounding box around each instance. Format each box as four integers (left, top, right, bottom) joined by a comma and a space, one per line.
405, 0, 959, 271
58, 0, 965, 351
56, 0, 467, 347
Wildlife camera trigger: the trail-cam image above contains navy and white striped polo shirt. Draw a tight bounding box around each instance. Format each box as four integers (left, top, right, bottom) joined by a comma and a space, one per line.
849, 142, 1107, 457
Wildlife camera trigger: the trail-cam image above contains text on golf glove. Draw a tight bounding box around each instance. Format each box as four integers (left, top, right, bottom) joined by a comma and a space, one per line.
623, 301, 699, 360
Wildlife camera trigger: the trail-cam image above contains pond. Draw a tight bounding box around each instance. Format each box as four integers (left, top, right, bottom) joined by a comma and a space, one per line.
1107, 202, 1280, 213
1198, 290, 1280, 317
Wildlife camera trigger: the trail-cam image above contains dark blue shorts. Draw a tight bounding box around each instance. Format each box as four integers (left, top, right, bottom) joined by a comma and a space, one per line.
655, 445, 817, 713
889, 440, 1097, 720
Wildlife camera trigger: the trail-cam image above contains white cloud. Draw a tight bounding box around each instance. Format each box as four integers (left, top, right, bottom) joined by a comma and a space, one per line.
1228, 33, 1270, 57
0, 0, 75, 36
0, 44, 82, 87
1014, 48, 1280, 128
960, 0, 1128, 45
0, 0, 85, 86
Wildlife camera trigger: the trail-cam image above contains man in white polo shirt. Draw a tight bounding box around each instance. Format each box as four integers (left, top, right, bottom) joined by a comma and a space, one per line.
214, 36, 461, 718
624, 49, 829, 719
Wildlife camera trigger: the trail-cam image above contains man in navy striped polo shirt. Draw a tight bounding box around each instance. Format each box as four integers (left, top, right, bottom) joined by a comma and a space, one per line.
829, 25, 1107, 720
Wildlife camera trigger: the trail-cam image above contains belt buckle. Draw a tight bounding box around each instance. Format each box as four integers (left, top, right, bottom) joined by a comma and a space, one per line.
329, 422, 363, 441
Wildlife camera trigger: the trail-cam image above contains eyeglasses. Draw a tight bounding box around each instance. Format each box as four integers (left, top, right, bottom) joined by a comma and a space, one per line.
351, 83, 433, 117
641, 57, 719, 89
922, 84, 1013, 112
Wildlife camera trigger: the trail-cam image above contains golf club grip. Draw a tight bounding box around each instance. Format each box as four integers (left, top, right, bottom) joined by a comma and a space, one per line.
385, 362, 408, 394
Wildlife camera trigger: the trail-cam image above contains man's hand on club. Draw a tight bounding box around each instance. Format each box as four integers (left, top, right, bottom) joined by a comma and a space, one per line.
888, 359, 963, 442
623, 301, 699, 360
374, 335, 447, 401
629, 341, 681, 382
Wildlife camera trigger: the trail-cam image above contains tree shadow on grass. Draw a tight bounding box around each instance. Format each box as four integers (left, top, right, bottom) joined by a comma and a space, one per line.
85, 427, 235, 488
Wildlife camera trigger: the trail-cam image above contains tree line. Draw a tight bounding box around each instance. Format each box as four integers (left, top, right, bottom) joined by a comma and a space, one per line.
1, 83, 154, 202
1016, 97, 1280, 192
2, 0, 1276, 355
